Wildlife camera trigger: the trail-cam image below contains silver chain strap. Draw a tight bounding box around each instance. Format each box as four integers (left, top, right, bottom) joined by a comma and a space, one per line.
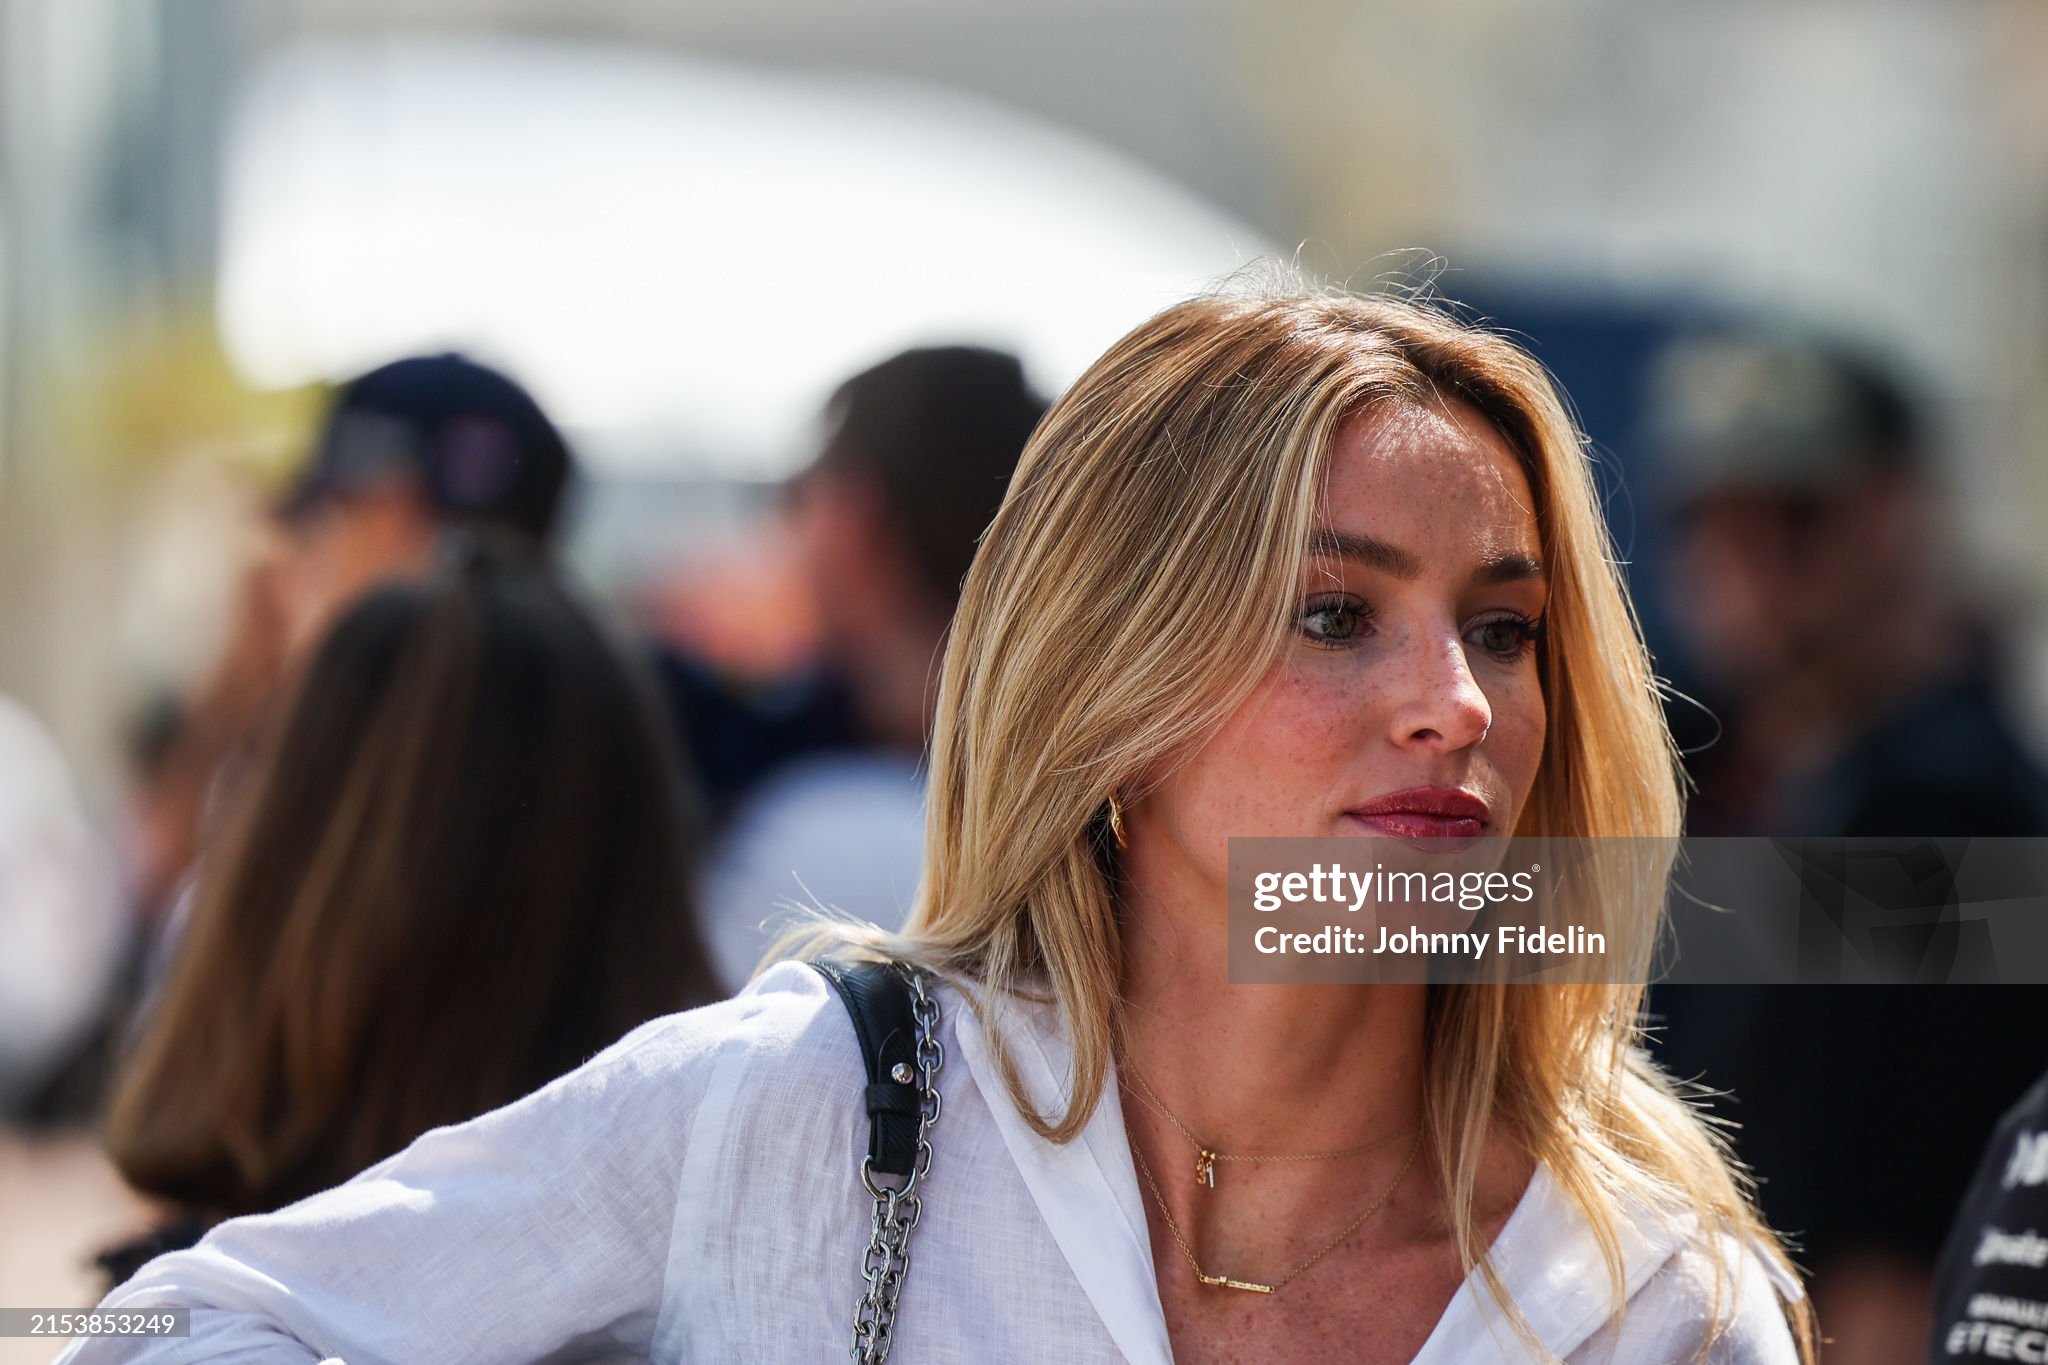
849, 968, 944, 1364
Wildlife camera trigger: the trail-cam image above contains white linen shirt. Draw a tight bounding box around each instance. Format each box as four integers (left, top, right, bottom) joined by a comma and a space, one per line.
60, 960, 1803, 1364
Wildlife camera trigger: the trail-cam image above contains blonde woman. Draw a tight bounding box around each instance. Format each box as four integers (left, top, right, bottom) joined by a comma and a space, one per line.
67, 284, 1813, 1364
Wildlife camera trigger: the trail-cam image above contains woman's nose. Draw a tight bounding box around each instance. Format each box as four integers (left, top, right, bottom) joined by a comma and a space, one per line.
1385, 633, 1493, 751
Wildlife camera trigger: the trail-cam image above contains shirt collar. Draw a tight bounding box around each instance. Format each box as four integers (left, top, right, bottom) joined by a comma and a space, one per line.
1410, 1162, 1699, 1363
948, 980, 1176, 1365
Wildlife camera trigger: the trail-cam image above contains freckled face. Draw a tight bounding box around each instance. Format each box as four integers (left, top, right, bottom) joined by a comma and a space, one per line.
1123, 398, 1550, 896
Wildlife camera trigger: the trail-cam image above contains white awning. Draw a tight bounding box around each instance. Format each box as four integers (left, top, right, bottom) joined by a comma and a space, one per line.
217, 35, 1274, 478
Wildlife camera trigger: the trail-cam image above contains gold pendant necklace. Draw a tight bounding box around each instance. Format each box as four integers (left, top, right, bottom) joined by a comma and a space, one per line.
1130, 1124, 1423, 1294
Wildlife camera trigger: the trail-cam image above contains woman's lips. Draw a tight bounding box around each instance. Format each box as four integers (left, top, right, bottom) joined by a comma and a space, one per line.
1342, 786, 1491, 845
1343, 811, 1486, 840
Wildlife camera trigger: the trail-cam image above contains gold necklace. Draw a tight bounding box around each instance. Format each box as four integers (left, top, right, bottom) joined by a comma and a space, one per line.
1119, 1060, 1416, 1190
1130, 1123, 1422, 1295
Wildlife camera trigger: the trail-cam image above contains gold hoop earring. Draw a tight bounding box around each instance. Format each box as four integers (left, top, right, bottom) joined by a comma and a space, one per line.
1107, 792, 1129, 850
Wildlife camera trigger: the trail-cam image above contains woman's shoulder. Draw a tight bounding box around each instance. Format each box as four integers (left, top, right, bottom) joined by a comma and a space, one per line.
587, 955, 1006, 1121
594, 958, 859, 1082
442, 958, 864, 1156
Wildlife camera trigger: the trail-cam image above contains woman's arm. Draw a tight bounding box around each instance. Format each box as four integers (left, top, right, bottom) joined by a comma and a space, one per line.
55, 994, 747, 1365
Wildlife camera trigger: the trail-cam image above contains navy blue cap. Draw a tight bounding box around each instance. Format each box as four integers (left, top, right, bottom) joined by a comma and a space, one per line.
1646, 330, 1924, 514
283, 354, 573, 543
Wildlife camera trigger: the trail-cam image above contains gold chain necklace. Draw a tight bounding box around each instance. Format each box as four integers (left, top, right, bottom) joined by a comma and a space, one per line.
1130, 1122, 1423, 1295
1120, 1060, 1415, 1190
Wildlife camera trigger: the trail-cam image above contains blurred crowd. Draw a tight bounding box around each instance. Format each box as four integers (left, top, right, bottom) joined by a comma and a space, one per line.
1, 305, 2044, 1364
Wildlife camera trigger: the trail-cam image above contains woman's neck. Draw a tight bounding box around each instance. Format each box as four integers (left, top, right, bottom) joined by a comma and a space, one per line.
1114, 878, 1427, 1155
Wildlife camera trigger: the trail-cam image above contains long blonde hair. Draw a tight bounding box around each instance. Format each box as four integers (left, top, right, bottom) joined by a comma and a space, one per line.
785, 279, 1816, 1360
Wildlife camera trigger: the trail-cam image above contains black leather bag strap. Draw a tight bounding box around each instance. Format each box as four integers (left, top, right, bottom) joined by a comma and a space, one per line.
813, 957, 924, 1180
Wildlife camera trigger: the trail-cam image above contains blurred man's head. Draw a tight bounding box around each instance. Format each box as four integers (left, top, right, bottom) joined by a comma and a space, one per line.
781, 346, 1047, 744
786, 346, 1046, 639
1650, 329, 1940, 697
276, 353, 573, 652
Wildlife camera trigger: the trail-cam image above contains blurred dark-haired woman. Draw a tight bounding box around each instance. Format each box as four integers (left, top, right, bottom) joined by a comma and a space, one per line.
96, 534, 719, 1280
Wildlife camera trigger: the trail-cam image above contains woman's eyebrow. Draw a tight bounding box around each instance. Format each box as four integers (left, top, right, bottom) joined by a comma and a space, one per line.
1306, 528, 1423, 579
1307, 528, 1545, 585
1475, 551, 1546, 586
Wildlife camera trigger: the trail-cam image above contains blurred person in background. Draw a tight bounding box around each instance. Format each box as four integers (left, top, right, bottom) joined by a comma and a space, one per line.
680, 346, 1048, 991
269, 351, 574, 655
94, 533, 718, 1283
1924, 1062, 2048, 1362
25, 354, 584, 1125
137, 350, 575, 923
1645, 329, 2048, 1365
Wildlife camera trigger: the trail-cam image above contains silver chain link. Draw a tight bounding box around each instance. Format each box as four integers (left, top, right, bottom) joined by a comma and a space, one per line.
849, 967, 943, 1364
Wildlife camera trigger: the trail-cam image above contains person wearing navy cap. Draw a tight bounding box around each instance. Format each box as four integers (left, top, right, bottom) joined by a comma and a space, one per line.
1644, 327, 2048, 1365
274, 353, 574, 655
106, 354, 577, 999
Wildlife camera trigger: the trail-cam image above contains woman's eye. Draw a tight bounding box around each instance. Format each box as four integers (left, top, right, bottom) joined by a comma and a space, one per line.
1298, 599, 1372, 645
1471, 614, 1545, 659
